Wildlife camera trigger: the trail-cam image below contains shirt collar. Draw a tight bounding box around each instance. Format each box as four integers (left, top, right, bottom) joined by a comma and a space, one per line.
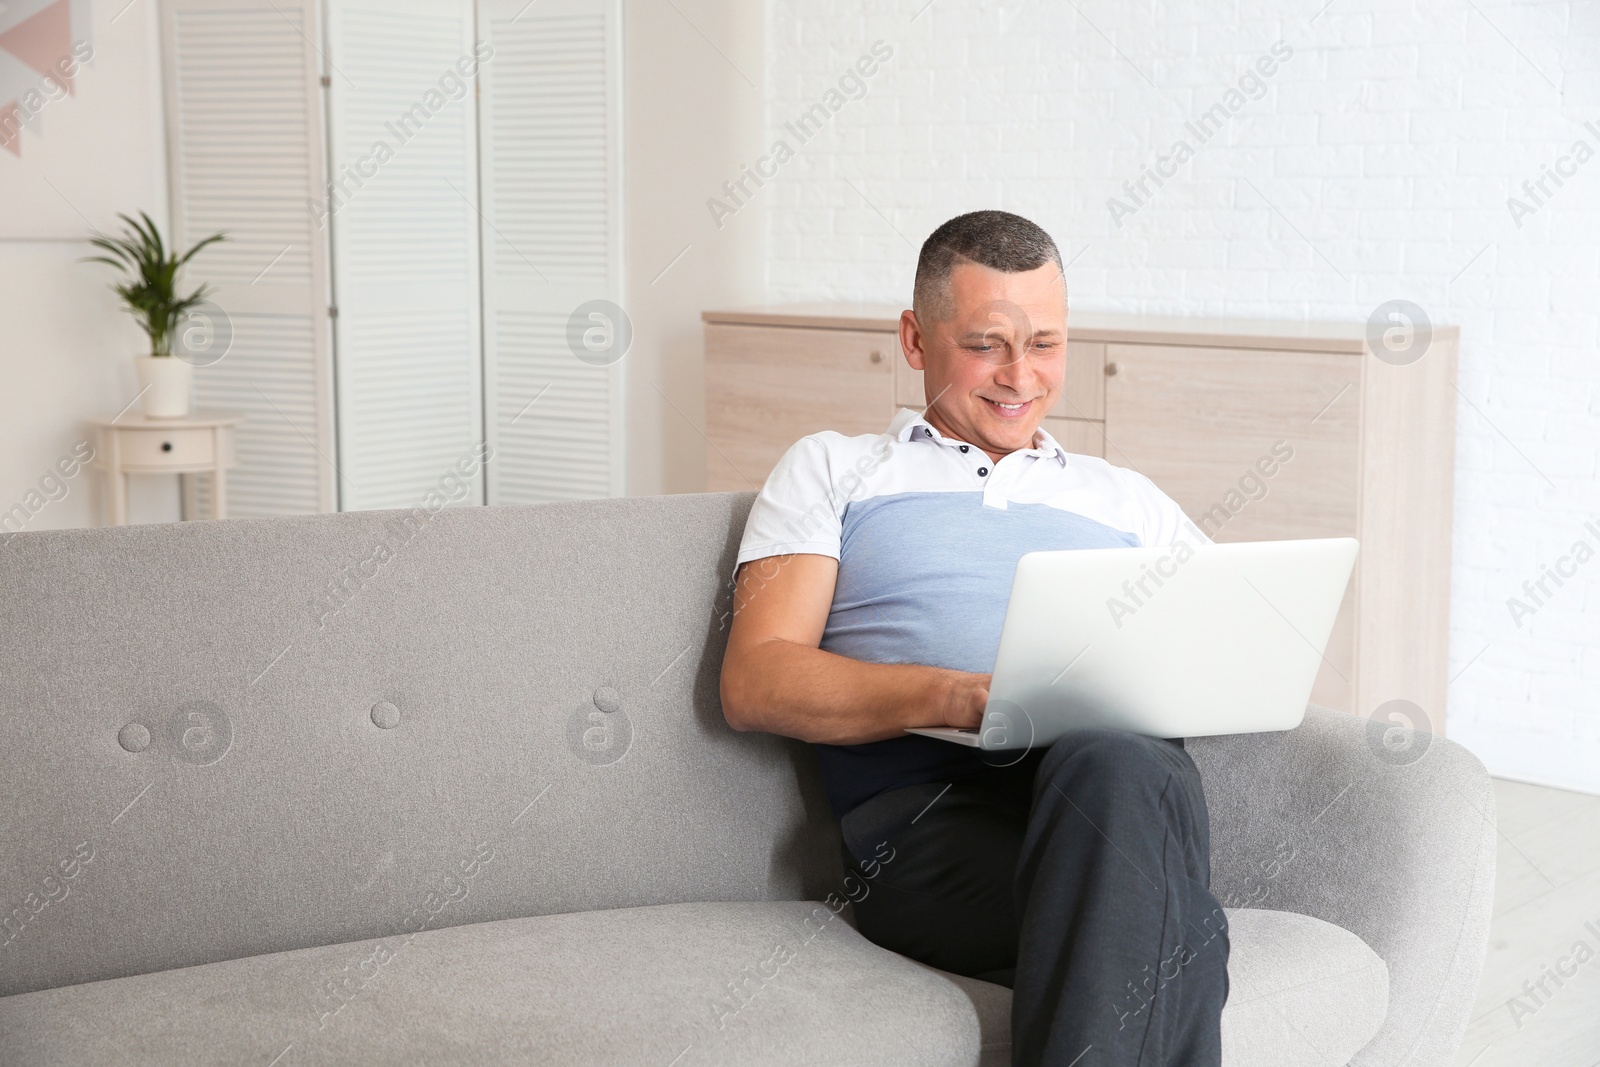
888, 407, 1068, 465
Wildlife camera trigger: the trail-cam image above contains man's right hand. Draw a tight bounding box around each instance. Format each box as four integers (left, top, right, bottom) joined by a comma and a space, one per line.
931, 668, 990, 732
719, 554, 992, 745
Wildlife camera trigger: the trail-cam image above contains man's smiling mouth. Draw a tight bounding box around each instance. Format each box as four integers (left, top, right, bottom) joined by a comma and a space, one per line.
982, 398, 1036, 417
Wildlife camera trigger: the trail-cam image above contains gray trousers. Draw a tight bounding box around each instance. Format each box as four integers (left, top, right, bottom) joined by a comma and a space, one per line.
838, 729, 1228, 1066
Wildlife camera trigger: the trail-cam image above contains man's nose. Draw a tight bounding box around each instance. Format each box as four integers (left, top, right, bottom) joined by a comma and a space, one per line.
992, 343, 1038, 392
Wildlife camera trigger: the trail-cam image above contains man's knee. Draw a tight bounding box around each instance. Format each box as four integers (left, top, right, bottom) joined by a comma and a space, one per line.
1034, 729, 1201, 827
1040, 728, 1180, 787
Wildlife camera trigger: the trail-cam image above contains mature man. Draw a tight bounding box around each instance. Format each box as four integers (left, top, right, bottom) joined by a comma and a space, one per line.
719, 211, 1227, 1065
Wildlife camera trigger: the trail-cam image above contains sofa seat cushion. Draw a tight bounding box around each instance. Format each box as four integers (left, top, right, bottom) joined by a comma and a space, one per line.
0, 903, 1385, 1067
0, 900, 1001, 1066
1219, 908, 1390, 1065
918, 908, 1390, 1067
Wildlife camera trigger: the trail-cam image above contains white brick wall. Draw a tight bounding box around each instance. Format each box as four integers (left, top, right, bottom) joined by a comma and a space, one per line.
762, 0, 1600, 792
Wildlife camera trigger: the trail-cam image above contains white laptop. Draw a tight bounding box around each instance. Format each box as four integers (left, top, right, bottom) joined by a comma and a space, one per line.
905, 538, 1358, 750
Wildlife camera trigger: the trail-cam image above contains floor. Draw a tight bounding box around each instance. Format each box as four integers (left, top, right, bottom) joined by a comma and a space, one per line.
1453, 778, 1600, 1066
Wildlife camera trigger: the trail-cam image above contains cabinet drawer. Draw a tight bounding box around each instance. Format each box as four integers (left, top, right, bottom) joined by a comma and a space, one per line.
892, 340, 1104, 419
706, 324, 894, 490
1103, 343, 1359, 542
112, 427, 218, 470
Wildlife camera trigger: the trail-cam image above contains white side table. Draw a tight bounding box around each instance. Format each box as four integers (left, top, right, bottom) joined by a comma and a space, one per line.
89, 413, 243, 525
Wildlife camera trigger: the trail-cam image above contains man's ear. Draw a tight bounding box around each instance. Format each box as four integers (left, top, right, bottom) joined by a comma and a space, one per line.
899, 309, 926, 371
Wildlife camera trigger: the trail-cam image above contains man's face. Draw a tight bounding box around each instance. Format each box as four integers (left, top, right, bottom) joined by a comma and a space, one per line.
899, 261, 1067, 462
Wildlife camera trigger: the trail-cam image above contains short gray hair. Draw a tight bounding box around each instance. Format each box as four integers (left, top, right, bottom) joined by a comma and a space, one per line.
912, 210, 1065, 323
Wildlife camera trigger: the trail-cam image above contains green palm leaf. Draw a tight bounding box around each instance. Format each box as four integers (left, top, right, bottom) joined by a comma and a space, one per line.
81, 213, 226, 358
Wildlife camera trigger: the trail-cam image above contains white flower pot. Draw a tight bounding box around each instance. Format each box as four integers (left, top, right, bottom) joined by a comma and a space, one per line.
135, 356, 193, 419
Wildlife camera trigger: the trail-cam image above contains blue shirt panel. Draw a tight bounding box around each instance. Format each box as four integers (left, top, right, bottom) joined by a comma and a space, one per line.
814, 490, 1142, 818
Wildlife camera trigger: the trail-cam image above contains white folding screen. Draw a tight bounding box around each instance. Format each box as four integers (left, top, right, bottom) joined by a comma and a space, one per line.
161, 0, 337, 516
323, 0, 485, 511
478, 0, 625, 504
162, 0, 623, 515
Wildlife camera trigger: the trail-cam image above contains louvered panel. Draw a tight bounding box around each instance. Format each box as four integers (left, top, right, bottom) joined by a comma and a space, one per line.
490, 311, 612, 502
325, 0, 483, 512
480, 0, 624, 506
337, 310, 479, 503
162, 0, 336, 516
486, 16, 609, 280
191, 314, 325, 516
169, 7, 320, 287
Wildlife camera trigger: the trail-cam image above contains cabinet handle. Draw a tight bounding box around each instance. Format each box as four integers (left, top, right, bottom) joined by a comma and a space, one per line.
161, 441, 174, 452
1104, 361, 1119, 377
869, 350, 884, 364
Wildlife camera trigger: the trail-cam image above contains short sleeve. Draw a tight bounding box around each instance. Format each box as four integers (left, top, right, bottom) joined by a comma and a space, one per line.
736, 436, 844, 566
1125, 469, 1212, 549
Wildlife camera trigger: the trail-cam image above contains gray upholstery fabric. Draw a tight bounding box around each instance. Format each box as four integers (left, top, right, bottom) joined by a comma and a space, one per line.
1191, 707, 1497, 1066
0, 493, 843, 1000
914, 969, 1014, 1067
0, 900, 990, 1066
0, 490, 1495, 1066
910, 908, 1390, 1067
0, 901, 1385, 1067
1220, 908, 1389, 1065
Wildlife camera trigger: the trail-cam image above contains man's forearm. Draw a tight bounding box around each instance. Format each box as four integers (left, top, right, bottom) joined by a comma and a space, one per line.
720, 637, 985, 745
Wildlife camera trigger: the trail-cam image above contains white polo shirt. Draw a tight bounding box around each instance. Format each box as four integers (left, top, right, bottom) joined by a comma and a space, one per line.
736, 406, 1207, 815
739, 406, 1205, 665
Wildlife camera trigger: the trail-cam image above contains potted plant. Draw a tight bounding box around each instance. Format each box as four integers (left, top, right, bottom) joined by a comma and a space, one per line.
86, 212, 225, 419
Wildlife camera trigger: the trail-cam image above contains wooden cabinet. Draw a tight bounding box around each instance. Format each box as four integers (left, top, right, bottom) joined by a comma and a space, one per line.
705, 324, 895, 486
703, 306, 1457, 728
1103, 344, 1361, 541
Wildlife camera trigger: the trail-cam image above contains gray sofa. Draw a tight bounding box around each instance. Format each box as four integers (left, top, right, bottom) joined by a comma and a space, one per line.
0, 491, 1495, 1066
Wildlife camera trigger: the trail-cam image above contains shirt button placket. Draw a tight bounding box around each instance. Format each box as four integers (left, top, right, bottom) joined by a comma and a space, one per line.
982, 458, 1008, 509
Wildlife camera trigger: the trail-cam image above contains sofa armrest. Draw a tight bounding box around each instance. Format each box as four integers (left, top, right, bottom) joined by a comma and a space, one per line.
1188, 705, 1496, 1067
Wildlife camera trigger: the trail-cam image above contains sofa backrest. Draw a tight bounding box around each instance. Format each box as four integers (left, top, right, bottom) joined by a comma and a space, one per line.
0, 491, 844, 998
